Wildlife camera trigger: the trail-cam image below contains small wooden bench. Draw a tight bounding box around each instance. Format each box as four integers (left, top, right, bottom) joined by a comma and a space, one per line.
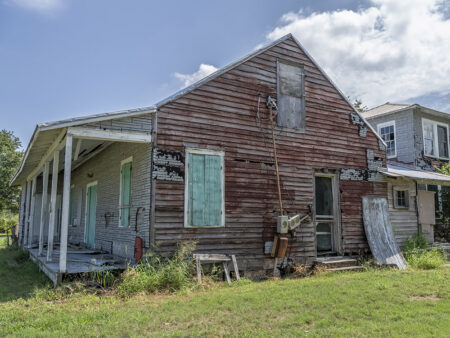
193, 254, 240, 284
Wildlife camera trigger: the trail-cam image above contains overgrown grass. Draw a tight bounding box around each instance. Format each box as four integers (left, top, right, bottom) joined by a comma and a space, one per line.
0, 239, 449, 336
0, 238, 49, 302
402, 234, 447, 269
118, 241, 196, 296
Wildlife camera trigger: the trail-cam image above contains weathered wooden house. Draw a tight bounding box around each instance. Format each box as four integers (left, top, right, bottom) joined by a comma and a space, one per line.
12, 34, 388, 283
362, 103, 450, 244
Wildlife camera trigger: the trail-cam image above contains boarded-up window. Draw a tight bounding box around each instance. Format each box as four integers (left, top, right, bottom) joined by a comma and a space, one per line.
185, 149, 224, 227
120, 158, 132, 227
277, 60, 305, 129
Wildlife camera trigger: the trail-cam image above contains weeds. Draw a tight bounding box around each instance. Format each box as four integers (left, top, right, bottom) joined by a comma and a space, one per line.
117, 241, 196, 297
402, 234, 446, 269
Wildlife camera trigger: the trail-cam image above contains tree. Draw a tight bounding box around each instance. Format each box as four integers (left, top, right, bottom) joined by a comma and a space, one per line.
0, 130, 23, 213
435, 162, 450, 241
353, 99, 368, 113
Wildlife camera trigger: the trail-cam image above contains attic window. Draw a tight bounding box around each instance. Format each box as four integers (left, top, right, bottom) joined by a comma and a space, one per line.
277, 60, 305, 130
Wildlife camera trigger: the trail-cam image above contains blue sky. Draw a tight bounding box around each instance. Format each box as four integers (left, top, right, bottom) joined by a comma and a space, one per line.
1, 0, 449, 147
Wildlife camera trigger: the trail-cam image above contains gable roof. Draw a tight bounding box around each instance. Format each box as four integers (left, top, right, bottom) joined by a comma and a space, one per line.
156, 33, 383, 145
12, 33, 384, 186
363, 102, 450, 120
362, 103, 413, 119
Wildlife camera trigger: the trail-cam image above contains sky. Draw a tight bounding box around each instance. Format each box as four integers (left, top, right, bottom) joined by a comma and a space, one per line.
1, 0, 450, 147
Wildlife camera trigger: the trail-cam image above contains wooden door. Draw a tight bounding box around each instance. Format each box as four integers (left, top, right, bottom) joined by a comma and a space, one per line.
85, 182, 97, 248
314, 174, 341, 254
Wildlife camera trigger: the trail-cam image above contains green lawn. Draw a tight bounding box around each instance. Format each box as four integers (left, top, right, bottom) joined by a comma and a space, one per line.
1, 238, 449, 337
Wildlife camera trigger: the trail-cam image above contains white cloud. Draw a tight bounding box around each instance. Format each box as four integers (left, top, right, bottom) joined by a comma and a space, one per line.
5, 0, 63, 14
174, 64, 218, 88
265, 0, 450, 108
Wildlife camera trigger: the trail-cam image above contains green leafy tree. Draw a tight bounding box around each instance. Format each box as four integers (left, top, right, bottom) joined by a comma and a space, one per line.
0, 130, 23, 214
353, 99, 368, 113
435, 162, 450, 241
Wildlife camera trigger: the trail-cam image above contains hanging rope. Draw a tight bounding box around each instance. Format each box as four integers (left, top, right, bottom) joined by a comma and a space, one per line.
267, 96, 284, 215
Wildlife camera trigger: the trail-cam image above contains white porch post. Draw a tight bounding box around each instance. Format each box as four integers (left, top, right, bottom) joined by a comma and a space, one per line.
38, 161, 49, 256
18, 184, 26, 247
23, 180, 31, 247
27, 176, 37, 248
47, 150, 59, 261
59, 135, 72, 273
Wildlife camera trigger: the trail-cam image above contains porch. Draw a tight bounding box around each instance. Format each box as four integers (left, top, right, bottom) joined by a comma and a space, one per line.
12, 109, 154, 285
29, 244, 128, 285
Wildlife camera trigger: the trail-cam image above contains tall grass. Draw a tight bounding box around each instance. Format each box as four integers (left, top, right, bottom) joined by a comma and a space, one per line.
117, 241, 196, 297
402, 234, 446, 269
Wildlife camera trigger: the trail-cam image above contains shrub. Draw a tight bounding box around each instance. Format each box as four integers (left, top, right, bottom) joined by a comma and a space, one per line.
403, 233, 429, 252
402, 234, 446, 269
117, 241, 196, 297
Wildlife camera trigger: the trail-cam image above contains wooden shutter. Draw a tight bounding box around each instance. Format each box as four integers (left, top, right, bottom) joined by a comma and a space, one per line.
120, 161, 132, 227
188, 153, 223, 226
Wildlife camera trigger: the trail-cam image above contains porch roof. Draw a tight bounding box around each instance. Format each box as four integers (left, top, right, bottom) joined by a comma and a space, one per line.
380, 164, 450, 186
10, 106, 155, 186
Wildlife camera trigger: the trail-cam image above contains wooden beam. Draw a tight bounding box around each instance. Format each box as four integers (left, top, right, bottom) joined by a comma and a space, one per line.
18, 183, 26, 247
71, 143, 112, 172
59, 135, 72, 273
47, 150, 59, 262
38, 161, 49, 256
67, 127, 152, 143
23, 180, 32, 248
27, 176, 37, 248
73, 139, 82, 161
27, 129, 66, 181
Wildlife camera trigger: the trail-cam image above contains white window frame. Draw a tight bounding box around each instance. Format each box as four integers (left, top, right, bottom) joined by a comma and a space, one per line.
377, 120, 397, 159
84, 180, 98, 244
184, 148, 225, 228
422, 118, 450, 159
119, 156, 133, 228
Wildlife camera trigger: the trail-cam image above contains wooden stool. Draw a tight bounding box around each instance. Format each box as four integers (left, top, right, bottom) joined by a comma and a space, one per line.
193, 254, 240, 284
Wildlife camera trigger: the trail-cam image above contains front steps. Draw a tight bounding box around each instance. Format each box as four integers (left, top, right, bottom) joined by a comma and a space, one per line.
314, 256, 363, 272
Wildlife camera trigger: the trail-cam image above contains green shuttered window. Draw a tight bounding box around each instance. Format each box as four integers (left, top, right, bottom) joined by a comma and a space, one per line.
120, 158, 132, 227
185, 149, 224, 227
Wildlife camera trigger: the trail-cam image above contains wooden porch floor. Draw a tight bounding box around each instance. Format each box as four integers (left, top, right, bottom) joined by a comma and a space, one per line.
28, 244, 128, 285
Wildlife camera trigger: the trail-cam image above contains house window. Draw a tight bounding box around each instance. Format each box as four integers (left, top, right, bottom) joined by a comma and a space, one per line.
119, 157, 132, 227
185, 148, 225, 227
377, 121, 396, 158
422, 119, 449, 159
438, 125, 449, 158
393, 188, 409, 209
277, 60, 305, 130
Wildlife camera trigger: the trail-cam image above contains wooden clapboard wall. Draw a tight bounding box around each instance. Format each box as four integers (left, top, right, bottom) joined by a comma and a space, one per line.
153, 36, 387, 271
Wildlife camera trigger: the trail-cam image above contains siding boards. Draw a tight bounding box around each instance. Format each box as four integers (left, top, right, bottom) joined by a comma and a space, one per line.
154, 37, 387, 270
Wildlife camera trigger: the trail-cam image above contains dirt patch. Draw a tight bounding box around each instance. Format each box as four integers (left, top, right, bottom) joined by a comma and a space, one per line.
409, 295, 442, 301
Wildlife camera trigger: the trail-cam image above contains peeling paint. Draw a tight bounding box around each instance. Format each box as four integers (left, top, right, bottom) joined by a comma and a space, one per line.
349, 111, 367, 137
152, 148, 184, 181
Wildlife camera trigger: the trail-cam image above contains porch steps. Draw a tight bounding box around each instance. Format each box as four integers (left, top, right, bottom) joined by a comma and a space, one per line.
314, 256, 363, 272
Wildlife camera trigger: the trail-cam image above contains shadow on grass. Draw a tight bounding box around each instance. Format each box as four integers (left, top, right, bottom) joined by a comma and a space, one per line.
0, 239, 51, 302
